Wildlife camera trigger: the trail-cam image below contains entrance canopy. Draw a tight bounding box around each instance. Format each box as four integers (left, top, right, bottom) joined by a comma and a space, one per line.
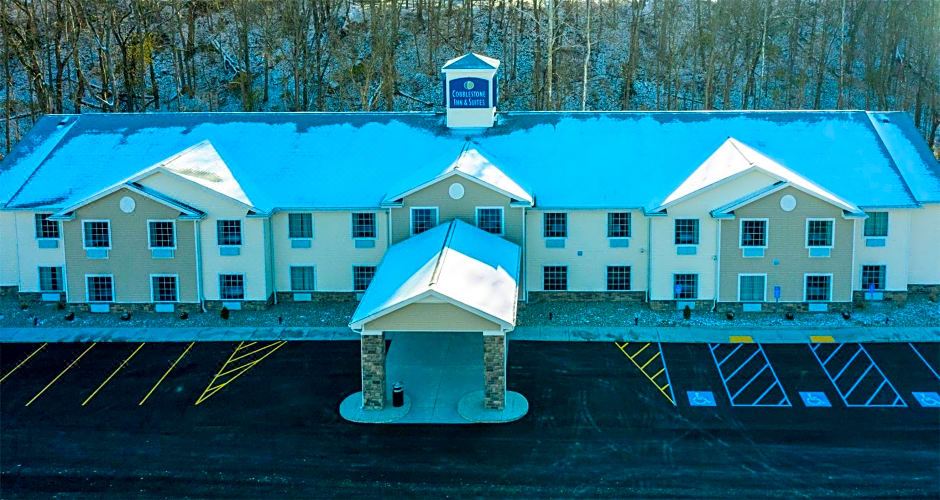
349, 219, 520, 333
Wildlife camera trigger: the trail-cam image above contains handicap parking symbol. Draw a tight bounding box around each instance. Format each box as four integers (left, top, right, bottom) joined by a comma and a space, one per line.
687, 391, 716, 407
912, 392, 940, 408
799, 391, 832, 407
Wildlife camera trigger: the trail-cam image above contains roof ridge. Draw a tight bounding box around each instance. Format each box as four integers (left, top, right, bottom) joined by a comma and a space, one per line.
428, 220, 457, 287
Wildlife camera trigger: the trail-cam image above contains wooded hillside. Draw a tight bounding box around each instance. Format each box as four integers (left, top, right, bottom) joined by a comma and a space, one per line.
2, 0, 938, 157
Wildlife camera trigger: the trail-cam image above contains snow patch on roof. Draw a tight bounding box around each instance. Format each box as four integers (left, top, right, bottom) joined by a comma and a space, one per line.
153, 140, 253, 208
442, 53, 500, 70
0, 116, 76, 206
866, 112, 940, 203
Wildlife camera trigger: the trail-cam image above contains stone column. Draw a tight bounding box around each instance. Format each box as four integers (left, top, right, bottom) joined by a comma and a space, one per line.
360, 331, 386, 410
483, 331, 507, 410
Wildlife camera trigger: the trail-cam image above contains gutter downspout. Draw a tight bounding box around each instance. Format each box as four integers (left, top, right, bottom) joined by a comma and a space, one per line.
713, 219, 721, 312
849, 218, 857, 303
386, 208, 392, 248
646, 215, 653, 303
268, 217, 277, 305
194, 220, 206, 312
521, 205, 527, 303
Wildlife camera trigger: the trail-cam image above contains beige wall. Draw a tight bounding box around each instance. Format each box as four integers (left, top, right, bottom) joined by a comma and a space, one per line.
63, 188, 198, 303
364, 302, 501, 332
719, 186, 854, 302
908, 204, 940, 285
390, 176, 524, 245
854, 208, 912, 291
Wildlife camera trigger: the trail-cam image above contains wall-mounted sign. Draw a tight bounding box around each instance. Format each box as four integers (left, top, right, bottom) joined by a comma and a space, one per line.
449, 77, 490, 108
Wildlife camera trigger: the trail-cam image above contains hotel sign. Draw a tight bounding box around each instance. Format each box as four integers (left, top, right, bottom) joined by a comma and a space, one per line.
449, 77, 490, 108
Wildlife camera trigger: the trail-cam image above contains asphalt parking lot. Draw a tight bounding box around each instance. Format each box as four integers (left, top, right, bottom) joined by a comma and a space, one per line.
1, 339, 938, 497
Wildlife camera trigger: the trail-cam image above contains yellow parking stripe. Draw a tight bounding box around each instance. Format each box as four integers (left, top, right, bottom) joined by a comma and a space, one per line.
25, 343, 96, 407
639, 351, 661, 370
194, 341, 286, 405
730, 335, 754, 343
616, 342, 675, 406
0, 343, 47, 384
810, 335, 835, 343
139, 342, 194, 406
82, 343, 145, 406
630, 343, 651, 360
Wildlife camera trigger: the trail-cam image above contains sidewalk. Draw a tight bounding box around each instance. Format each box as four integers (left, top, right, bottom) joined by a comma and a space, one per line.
0, 325, 937, 343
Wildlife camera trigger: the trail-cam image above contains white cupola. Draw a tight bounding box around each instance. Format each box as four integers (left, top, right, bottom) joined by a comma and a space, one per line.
441, 53, 500, 129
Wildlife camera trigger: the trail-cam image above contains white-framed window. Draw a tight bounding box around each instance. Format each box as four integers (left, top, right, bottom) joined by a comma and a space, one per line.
290, 266, 316, 292
288, 213, 313, 239
410, 207, 438, 235
82, 220, 111, 249
864, 212, 888, 237
150, 274, 179, 303
217, 220, 242, 246
606, 266, 631, 291
543, 212, 567, 238
353, 265, 376, 291
351, 212, 376, 239
673, 273, 698, 299
475, 207, 504, 235
38, 266, 63, 292
148, 220, 176, 248
861, 265, 886, 291
806, 219, 834, 247
738, 274, 767, 302
804, 274, 832, 302
543, 266, 568, 291
674, 219, 699, 245
35, 213, 60, 239
85, 274, 114, 302
740, 219, 768, 247
219, 273, 245, 300
607, 212, 631, 238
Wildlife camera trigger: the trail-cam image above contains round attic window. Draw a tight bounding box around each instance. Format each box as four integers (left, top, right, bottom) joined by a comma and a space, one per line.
780, 194, 797, 212
119, 196, 136, 213
448, 182, 465, 200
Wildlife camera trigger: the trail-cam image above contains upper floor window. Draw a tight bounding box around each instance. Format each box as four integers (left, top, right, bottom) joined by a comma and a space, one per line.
740, 219, 767, 247
353, 265, 376, 291
476, 207, 504, 235
673, 273, 698, 299
352, 212, 376, 239
864, 212, 888, 237
217, 220, 242, 246
288, 213, 313, 239
82, 220, 111, 248
148, 221, 176, 248
410, 207, 438, 235
219, 274, 245, 300
39, 266, 63, 292
86, 275, 114, 302
35, 214, 59, 239
806, 219, 833, 247
606, 266, 631, 291
607, 212, 631, 238
543, 212, 567, 238
861, 265, 886, 291
674, 219, 699, 245
543, 266, 568, 291
290, 266, 316, 292
151, 275, 179, 302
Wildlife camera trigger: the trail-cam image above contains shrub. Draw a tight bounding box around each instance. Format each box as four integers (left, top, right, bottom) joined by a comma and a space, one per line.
179, 311, 189, 320
64, 312, 75, 321
682, 305, 691, 320
726, 311, 735, 321
19, 302, 29, 310
56, 301, 65, 310
120, 311, 131, 321
841, 311, 851, 320
785, 311, 795, 320
220, 307, 230, 320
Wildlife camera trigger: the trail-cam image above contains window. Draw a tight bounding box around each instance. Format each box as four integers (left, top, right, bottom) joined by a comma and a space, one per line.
148, 221, 176, 248
738, 275, 766, 302
151, 275, 179, 302
82, 220, 111, 248
543, 266, 568, 291
864, 212, 888, 237
219, 274, 245, 300
288, 213, 313, 239
35, 214, 59, 239
352, 213, 376, 238
607, 212, 631, 238
353, 266, 376, 291
673, 274, 698, 299
86, 275, 114, 302
410, 207, 438, 235
476, 207, 504, 235
217, 220, 242, 246
806, 219, 833, 247
543, 213, 567, 238
740, 219, 767, 247
290, 266, 316, 291
861, 265, 886, 291
606, 266, 631, 291
805, 274, 832, 301
38, 266, 63, 292
674, 219, 699, 245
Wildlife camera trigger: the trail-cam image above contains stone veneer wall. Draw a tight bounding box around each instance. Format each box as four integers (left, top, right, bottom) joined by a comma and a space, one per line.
648, 299, 714, 311
275, 292, 360, 303
716, 302, 853, 314
528, 291, 646, 302
361, 334, 386, 410
483, 334, 506, 410
68, 302, 202, 314
851, 291, 909, 305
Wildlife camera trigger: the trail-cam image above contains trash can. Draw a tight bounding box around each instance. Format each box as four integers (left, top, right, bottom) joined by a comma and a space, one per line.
392, 382, 404, 408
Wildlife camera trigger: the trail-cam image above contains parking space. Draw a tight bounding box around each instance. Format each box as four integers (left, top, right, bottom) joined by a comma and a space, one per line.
708, 342, 791, 407
810, 343, 907, 407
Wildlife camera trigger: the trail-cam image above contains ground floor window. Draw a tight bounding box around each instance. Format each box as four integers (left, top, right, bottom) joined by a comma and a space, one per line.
151, 275, 179, 302
738, 274, 766, 302
805, 274, 831, 301
861, 265, 886, 291
86, 275, 114, 302
290, 266, 316, 292
39, 266, 63, 292
606, 266, 631, 291
353, 266, 376, 291
543, 266, 568, 291
673, 274, 698, 299
219, 274, 245, 300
